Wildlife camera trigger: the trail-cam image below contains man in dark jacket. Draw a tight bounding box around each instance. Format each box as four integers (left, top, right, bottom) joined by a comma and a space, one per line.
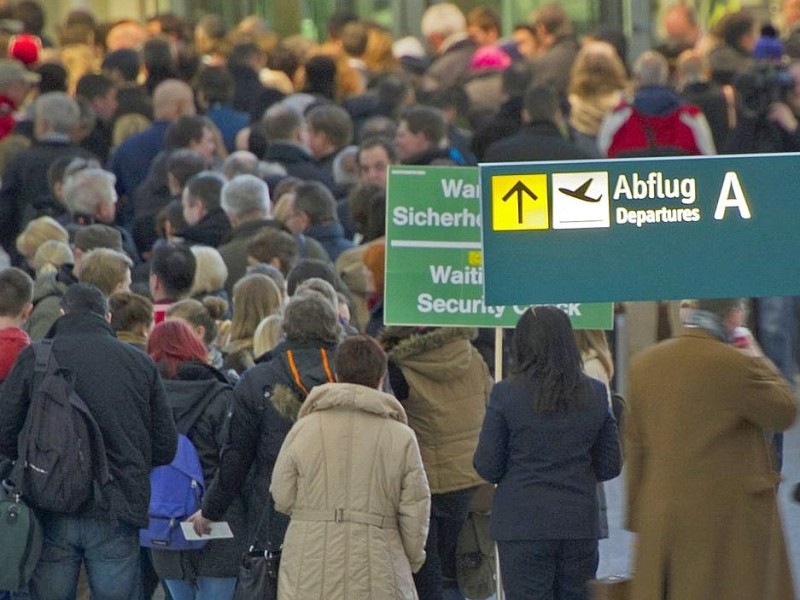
181, 171, 231, 247
484, 84, 590, 163
286, 181, 354, 262
261, 103, 337, 191
0, 283, 177, 599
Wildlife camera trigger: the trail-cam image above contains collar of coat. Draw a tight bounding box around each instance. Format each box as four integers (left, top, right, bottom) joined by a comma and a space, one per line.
383, 326, 477, 359
298, 382, 408, 424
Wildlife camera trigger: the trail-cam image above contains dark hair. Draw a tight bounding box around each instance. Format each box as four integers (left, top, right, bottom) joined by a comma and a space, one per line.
228, 42, 263, 69
306, 104, 353, 149
148, 319, 207, 379
247, 227, 298, 277
303, 55, 337, 100
335, 335, 386, 388
102, 49, 141, 82
165, 116, 207, 150
358, 136, 397, 163
399, 105, 446, 145
512, 306, 587, 414
150, 243, 196, 299
143, 35, 178, 80
156, 199, 190, 239
184, 171, 225, 212
14, 0, 45, 35
523, 83, 559, 123
108, 291, 153, 333
196, 66, 235, 105
76, 73, 114, 101
60, 282, 109, 317
166, 149, 210, 189
0, 267, 33, 317
294, 181, 337, 225
287, 258, 348, 298
348, 183, 386, 241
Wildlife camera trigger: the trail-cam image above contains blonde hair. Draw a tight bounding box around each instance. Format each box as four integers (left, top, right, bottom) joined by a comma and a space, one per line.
112, 113, 152, 148
227, 274, 283, 344
78, 248, 133, 296
253, 313, 283, 357
16, 216, 69, 261
32, 240, 74, 276
573, 329, 614, 381
568, 41, 628, 98
190, 246, 229, 296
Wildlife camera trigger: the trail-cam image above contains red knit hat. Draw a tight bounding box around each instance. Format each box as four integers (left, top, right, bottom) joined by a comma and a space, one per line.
8, 33, 41, 65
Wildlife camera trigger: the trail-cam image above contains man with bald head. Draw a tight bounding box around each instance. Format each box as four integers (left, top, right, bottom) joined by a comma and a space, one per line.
108, 79, 195, 226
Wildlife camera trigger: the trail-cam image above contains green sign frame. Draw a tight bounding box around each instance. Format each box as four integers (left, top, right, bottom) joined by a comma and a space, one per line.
385, 166, 613, 329
480, 153, 800, 306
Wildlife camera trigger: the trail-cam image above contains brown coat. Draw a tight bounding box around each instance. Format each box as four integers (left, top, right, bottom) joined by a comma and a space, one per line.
625, 328, 797, 600
270, 383, 431, 599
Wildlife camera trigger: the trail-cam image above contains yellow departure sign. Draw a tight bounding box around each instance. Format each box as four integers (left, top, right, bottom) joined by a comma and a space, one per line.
491, 174, 548, 231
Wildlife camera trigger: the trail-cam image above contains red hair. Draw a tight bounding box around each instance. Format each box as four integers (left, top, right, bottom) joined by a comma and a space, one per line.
148, 319, 207, 378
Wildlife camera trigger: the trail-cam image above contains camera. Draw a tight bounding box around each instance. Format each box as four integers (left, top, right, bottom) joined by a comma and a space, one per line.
734, 62, 795, 118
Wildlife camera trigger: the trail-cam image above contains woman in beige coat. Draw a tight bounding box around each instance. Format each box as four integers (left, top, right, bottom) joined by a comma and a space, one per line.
270, 335, 431, 599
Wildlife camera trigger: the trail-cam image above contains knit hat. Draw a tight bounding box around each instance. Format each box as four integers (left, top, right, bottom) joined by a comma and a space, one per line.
753, 25, 784, 61
8, 33, 41, 65
469, 46, 512, 71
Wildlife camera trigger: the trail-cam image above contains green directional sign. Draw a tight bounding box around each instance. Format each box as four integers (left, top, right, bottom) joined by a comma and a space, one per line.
385, 165, 613, 329
480, 153, 800, 306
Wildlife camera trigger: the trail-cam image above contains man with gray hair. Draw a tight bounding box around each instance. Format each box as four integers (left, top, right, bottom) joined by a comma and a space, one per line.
221, 150, 261, 180
598, 50, 715, 158
218, 174, 281, 296
261, 103, 336, 191
625, 297, 796, 598
420, 2, 477, 92
63, 168, 140, 262
0, 91, 95, 266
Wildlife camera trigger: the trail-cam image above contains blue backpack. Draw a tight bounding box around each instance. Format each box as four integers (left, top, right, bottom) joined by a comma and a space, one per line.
140, 433, 206, 551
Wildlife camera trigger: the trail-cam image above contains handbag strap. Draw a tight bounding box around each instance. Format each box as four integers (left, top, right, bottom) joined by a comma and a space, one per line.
249, 495, 277, 553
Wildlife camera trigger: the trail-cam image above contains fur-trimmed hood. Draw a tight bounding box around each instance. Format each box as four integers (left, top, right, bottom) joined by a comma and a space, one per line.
383, 327, 479, 383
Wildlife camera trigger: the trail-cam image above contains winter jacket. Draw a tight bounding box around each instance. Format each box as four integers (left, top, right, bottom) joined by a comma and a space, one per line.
271, 382, 430, 599
202, 340, 338, 549
151, 362, 246, 579
305, 221, 354, 263
0, 312, 178, 527
384, 327, 492, 494
181, 207, 233, 248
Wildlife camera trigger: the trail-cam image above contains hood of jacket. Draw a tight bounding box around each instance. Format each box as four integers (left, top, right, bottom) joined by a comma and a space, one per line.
384, 327, 478, 382
163, 362, 231, 433
32, 266, 74, 304
299, 382, 408, 424
632, 85, 685, 116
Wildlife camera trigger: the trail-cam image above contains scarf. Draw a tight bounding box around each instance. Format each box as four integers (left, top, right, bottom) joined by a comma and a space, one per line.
684, 309, 730, 343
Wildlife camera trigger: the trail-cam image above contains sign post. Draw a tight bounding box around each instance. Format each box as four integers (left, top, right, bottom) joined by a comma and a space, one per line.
385, 165, 613, 329
480, 153, 800, 306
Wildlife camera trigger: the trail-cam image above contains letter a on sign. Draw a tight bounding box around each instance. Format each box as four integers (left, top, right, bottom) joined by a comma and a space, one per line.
714, 172, 751, 220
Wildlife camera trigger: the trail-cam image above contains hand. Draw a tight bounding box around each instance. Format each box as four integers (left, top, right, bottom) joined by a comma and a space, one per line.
188, 509, 212, 536
768, 102, 798, 133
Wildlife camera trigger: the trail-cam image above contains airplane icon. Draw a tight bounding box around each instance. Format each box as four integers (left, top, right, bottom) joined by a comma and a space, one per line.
558, 178, 602, 203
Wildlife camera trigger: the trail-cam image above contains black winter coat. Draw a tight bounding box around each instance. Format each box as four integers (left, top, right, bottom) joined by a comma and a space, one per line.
151, 362, 247, 579
0, 313, 178, 527
202, 340, 337, 549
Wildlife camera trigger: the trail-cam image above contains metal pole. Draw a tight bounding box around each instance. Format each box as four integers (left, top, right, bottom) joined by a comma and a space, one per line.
493, 327, 504, 600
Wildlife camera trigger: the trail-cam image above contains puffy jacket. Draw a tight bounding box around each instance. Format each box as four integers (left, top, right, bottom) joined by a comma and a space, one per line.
271, 382, 430, 599
384, 327, 492, 494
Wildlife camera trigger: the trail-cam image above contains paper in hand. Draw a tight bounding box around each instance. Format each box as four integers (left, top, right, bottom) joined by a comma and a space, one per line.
180, 520, 234, 541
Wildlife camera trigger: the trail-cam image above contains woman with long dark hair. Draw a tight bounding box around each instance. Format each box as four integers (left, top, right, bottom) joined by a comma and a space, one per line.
473, 306, 621, 599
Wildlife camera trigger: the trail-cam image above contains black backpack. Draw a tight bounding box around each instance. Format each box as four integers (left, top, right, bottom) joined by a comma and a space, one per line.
12, 340, 112, 513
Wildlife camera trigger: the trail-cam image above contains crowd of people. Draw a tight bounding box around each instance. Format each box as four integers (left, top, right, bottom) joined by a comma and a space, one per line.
0, 0, 798, 598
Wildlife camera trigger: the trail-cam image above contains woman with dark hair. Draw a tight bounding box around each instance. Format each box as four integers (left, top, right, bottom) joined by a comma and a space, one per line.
189, 291, 342, 564
270, 335, 430, 598
473, 307, 621, 599
147, 320, 245, 600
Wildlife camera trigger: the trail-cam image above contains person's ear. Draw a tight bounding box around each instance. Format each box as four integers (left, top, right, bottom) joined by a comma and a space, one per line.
106, 311, 112, 324
21, 302, 33, 321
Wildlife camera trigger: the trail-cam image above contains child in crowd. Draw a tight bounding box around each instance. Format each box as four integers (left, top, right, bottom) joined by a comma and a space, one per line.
0, 267, 34, 382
